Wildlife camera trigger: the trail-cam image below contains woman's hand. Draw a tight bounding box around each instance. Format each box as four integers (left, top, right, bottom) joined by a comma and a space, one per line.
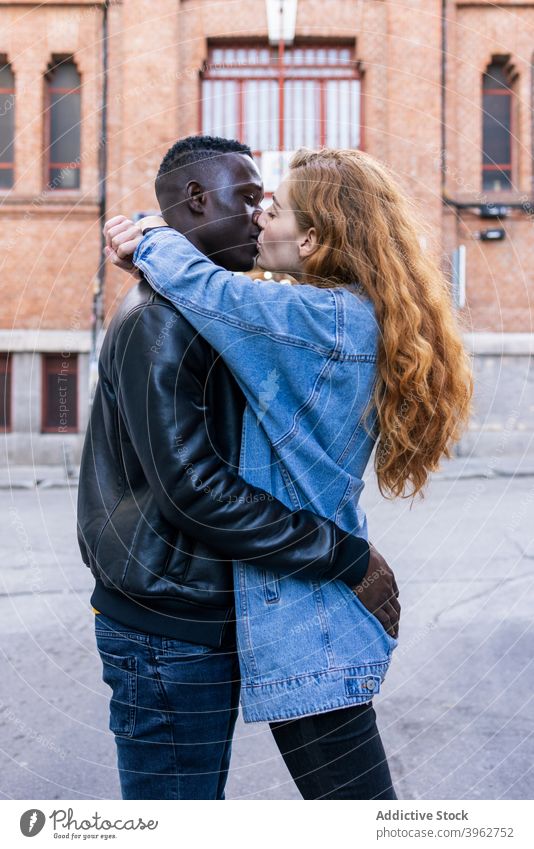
103, 215, 145, 274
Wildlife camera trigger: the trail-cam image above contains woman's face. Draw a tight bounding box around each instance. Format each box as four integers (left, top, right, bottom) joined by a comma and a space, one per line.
255, 177, 315, 275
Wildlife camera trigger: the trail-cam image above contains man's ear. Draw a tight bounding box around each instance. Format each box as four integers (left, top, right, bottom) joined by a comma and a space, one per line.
185, 180, 207, 215
298, 227, 318, 259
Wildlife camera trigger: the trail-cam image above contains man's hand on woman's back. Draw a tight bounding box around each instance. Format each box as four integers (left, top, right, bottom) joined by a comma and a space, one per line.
352, 544, 400, 639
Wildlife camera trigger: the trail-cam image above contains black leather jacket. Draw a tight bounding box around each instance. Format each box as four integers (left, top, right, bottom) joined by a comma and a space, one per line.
77, 279, 370, 647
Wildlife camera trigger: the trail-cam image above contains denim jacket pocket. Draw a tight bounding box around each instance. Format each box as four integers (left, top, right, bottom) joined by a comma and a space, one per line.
262, 570, 281, 603
337, 580, 398, 652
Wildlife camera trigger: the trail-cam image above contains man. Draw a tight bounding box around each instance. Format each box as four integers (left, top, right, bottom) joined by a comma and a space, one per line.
78, 135, 400, 800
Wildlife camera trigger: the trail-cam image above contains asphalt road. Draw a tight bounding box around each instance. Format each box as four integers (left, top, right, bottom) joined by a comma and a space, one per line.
1, 464, 533, 800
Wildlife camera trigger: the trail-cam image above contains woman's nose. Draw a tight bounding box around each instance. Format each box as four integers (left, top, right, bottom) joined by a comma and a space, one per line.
254, 208, 266, 229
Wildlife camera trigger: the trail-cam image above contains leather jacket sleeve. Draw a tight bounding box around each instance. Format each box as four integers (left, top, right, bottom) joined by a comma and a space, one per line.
112, 302, 369, 586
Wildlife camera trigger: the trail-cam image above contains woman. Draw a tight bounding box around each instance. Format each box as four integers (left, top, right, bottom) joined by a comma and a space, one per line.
105, 147, 473, 799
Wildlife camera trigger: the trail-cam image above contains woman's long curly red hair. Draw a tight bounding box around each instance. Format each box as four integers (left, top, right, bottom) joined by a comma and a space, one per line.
288, 148, 473, 499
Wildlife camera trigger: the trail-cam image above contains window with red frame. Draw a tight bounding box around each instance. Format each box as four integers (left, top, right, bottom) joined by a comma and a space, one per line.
0, 353, 11, 430
201, 42, 361, 183
45, 58, 81, 190
42, 354, 78, 433
0, 60, 15, 189
482, 59, 515, 191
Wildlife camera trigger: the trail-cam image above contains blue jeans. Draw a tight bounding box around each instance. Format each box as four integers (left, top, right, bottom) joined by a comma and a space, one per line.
95, 613, 240, 800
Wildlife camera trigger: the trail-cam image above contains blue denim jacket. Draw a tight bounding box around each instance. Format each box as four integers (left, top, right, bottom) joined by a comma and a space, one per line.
134, 229, 398, 722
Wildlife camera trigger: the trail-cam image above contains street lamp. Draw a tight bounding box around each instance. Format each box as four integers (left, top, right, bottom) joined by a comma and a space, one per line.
265, 0, 297, 45
266, 1, 297, 151
262, 2, 298, 192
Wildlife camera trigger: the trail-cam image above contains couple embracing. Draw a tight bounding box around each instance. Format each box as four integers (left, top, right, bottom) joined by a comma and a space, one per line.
77, 135, 472, 800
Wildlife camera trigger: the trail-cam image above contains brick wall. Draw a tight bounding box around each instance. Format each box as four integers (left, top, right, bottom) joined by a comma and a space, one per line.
0, 0, 532, 462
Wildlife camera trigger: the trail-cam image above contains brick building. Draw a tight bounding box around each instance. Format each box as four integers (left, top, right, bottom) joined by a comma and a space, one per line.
0, 0, 532, 467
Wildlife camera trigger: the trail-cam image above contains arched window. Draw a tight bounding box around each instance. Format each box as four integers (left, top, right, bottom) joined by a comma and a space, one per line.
0, 59, 15, 189
45, 58, 81, 189
482, 58, 515, 191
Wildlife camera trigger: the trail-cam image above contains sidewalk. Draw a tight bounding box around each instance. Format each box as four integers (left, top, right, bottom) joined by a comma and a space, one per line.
2, 471, 533, 799
2, 453, 534, 489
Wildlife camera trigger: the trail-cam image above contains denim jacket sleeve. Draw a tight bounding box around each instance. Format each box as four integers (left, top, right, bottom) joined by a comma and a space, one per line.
133, 228, 337, 347
133, 227, 339, 436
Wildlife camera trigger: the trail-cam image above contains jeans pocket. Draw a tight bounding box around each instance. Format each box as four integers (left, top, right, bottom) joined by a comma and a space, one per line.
98, 648, 137, 738
157, 637, 217, 663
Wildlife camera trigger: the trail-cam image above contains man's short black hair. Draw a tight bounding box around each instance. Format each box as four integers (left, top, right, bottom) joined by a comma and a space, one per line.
157, 135, 252, 179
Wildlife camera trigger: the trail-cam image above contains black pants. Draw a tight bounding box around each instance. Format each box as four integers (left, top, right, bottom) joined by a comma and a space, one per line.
270, 701, 397, 800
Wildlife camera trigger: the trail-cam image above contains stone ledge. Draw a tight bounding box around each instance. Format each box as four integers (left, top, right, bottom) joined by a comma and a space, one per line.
0, 330, 91, 352
463, 333, 534, 356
